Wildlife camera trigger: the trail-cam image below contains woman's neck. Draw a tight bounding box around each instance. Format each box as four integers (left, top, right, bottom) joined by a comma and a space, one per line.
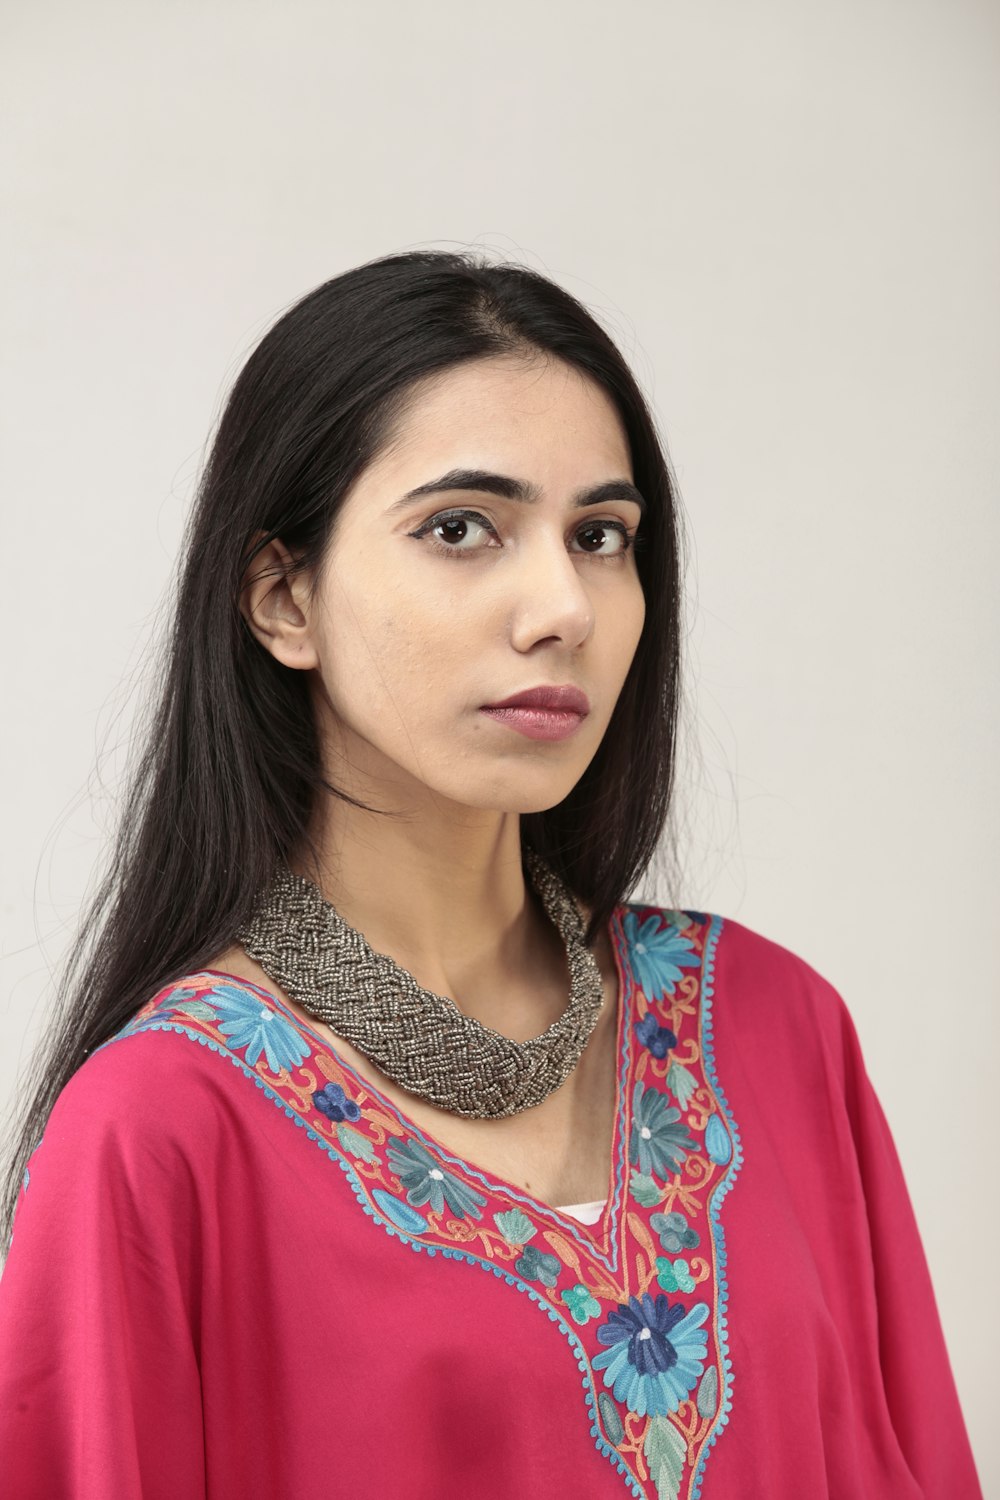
289, 801, 569, 1040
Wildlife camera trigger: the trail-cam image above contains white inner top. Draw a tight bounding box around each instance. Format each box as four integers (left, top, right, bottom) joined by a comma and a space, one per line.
556, 1197, 607, 1225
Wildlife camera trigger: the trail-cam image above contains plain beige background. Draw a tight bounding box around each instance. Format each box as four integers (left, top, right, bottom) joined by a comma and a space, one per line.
2, 0, 997, 1487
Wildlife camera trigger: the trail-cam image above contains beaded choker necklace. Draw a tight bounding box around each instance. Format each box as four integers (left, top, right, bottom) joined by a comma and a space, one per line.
236, 848, 605, 1120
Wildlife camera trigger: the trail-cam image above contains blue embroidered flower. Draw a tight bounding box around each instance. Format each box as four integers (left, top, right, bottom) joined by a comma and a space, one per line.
515, 1244, 561, 1288
656, 1256, 696, 1294
562, 1282, 602, 1325
386, 1137, 487, 1220
206, 983, 309, 1072
650, 1209, 701, 1253
593, 1294, 709, 1417
623, 912, 699, 1000
313, 1081, 361, 1123
630, 1082, 696, 1179
635, 1012, 678, 1059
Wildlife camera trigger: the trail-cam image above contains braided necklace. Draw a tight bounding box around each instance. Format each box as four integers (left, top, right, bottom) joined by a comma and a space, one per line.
236, 847, 605, 1119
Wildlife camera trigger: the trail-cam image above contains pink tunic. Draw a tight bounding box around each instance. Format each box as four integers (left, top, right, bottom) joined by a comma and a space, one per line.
0, 905, 981, 1497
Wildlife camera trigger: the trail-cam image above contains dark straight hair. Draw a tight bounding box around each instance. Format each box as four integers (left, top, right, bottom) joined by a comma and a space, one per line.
1, 249, 685, 1249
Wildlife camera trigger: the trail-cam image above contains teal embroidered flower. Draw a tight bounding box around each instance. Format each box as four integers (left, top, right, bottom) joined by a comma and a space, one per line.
515, 1244, 561, 1288
201, 983, 309, 1073
650, 1209, 701, 1254
336, 1123, 375, 1162
593, 1294, 709, 1418
494, 1207, 536, 1245
629, 1170, 663, 1208
630, 1082, 696, 1179
655, 1256, 696, 1294
561, 1282, 602, 1325
386, 1137, 486, 1220
665, 1058, 698, 1108
623, 912, 699, 1000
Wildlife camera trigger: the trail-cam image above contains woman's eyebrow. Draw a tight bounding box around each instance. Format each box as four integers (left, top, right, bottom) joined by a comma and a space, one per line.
387, 467, 646, 516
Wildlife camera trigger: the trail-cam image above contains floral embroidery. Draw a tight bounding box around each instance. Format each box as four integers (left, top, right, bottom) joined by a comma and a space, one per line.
174, 982, 309, 1073
629, 1082, 696, 1179
650, 1209, 701, 1254
336, 1122, 376, 1160
371, 1188, 429, 1234
655, 1256, 696, 1294
386, 1136, 487, 1220
313, 1081, 361, 1123
515, 1244, 561, 1287
494, 1207, 536, 1245
598, 1390, 626, 1446
593, 1294, 710, 1417
110, 905, 741, 1500
705, 1112, 733, 1165
665, 1057, 698, 1107
629, 1171, 663, 1208
562, 1282, 602, 1325
621, 912, 699, 1000
634, 1012, 677, 1058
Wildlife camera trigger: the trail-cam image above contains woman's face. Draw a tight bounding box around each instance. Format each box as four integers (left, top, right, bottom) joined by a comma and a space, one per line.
303, 353, 646, 816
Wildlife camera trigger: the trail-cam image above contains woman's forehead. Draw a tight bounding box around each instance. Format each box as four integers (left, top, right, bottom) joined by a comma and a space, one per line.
353, 357, 632, 505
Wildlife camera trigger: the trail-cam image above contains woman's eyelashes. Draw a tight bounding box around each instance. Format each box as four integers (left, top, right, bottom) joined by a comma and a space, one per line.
408, 507, 638, 562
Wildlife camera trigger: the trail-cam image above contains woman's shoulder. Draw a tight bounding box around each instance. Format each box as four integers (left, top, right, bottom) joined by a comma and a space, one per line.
10, 973, 300, 1273
617, 896, 832, 975
34, 972, 284, 1169
616, 899, 858, 1066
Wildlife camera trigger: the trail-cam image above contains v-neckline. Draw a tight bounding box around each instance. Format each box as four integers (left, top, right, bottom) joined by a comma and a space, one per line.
198, 904, 635, 1247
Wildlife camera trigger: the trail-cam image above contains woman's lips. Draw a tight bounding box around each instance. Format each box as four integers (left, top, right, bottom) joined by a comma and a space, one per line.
478, 705, 586, 741
479, 686, 590, 742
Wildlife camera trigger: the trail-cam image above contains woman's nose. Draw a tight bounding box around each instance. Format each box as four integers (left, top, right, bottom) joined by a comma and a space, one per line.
507, 535, 596, 653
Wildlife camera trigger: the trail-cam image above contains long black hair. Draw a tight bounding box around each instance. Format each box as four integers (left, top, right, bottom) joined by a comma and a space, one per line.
2, 248, 685, 1250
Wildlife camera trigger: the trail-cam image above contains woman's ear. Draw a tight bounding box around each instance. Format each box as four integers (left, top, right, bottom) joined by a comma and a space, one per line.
239, 534, 320, 671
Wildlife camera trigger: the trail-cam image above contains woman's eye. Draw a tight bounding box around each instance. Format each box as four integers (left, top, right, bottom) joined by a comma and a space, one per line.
571, 521, 632, 557
434, 516, 492, 549
412, 510, 498, 555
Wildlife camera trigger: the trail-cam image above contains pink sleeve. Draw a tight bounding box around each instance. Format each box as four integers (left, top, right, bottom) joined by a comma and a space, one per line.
837, 1002, 981, 1496
0, 1038, 207, 1499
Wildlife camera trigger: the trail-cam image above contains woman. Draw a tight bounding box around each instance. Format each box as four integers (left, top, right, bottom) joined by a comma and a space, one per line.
0, 250, 980, 1497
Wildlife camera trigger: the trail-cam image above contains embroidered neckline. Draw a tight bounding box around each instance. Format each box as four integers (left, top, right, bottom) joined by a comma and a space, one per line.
199, 903, 635, 1258
106, 905, 741, 1500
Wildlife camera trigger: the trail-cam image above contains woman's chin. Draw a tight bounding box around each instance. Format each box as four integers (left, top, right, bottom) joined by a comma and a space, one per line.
445, 777, 583, 817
